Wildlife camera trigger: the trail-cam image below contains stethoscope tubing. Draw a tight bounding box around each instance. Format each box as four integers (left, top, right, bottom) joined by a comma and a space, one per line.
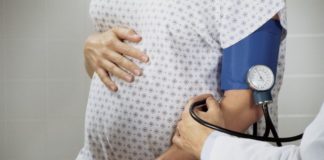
189, 99, 303, 144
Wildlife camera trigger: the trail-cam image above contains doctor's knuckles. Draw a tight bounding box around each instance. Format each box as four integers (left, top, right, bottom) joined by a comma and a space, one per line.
173, 95, 225, 159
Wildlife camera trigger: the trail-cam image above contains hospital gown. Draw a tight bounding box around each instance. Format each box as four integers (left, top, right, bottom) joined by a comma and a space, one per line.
77, 0, 287, 159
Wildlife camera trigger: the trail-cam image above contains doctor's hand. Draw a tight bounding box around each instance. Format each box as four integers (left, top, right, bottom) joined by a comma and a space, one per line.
172, 94, 225, 159
84, 27, 149, 92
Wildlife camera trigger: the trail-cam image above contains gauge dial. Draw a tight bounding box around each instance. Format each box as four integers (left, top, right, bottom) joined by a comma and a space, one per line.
247, 65, 275, 91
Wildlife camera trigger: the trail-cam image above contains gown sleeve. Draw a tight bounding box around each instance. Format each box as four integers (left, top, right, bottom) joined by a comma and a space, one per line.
219, 0, 287, 48
217, 0, 288, 135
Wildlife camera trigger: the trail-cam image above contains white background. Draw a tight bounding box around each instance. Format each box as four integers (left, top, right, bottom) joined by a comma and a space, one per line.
0, 0, 323, 159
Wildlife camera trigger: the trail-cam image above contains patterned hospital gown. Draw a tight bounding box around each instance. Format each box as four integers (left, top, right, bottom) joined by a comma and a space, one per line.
77, 0, 287, 159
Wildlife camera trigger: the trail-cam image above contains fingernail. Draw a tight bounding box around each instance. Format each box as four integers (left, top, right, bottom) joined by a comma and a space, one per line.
126, 76, 134, 82
132, 34, 142, 39
141, 56, 149, 63
110, 85, 118, 92
134, 69, 142, 76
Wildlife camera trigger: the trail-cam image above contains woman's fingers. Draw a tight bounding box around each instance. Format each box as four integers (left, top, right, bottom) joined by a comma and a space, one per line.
85, 27, 149, 92
98, 58, 134, 83
96, 68, 118, 92
103, 29, 149, 63
102, 49, 143, 76
113, 40, 149, 63
112, 27, 142, 42
109, 27, 149, 63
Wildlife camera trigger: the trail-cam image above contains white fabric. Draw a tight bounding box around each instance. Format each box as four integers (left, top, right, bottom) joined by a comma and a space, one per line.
77, 0, 287, 159
201, 103, 324, 160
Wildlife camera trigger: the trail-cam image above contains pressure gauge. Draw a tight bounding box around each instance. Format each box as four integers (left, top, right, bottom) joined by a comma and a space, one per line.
247, 65, 275, 91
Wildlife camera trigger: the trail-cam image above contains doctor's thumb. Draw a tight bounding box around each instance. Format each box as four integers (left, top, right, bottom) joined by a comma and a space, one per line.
205, 96, 220, 113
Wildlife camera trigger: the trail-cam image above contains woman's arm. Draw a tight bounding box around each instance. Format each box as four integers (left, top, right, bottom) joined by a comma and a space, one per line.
220, 15, 282, 131
221, 90, 262, 132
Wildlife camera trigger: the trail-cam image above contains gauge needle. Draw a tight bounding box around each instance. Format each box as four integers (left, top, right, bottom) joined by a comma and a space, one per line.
256, 69, 264, 81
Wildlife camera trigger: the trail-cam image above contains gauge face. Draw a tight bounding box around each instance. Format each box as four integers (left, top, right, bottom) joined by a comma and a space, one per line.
247, 65, 275, 91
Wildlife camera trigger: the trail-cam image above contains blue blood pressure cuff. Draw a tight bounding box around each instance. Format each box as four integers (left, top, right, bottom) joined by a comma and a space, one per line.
220, 19, 283, 91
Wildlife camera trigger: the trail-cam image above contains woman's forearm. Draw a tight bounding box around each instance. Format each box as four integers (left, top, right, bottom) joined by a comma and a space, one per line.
221, 90, 263, 132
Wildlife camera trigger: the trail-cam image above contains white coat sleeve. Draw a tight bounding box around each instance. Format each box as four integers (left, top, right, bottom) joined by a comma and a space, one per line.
201, 132, 301, 160
201, 102, 324, 160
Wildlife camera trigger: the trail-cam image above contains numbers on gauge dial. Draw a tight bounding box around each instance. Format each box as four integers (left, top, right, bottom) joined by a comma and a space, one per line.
247, 65, 274, 91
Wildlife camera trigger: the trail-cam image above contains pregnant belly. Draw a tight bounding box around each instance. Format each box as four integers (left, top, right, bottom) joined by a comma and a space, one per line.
84, 69, 218, 159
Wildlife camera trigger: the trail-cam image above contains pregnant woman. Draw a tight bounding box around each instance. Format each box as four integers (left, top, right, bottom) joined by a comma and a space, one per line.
77, 0, 287, 159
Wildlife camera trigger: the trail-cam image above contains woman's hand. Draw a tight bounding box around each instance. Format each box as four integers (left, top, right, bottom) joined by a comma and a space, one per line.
84, 27, 149, 91
172, 94, 225, 159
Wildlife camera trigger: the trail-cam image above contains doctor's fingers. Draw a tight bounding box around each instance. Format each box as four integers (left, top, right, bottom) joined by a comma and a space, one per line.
172, 122, 184, 148
205, 96, 221, 114
101, 48, 143, 76
183, 94, 213, 116
172, 132, 182, 149
201, 96, 225, 126
182, 95, 217, 120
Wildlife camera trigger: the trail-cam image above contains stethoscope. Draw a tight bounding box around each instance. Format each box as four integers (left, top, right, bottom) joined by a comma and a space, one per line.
190, 65, 304, 146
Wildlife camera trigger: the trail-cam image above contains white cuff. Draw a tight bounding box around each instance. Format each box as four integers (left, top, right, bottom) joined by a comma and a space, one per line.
201, 131, 228, 160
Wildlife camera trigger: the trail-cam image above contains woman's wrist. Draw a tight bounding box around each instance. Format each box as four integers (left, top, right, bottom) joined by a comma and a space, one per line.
84, 32, 102, 78
84, 59, 95, 78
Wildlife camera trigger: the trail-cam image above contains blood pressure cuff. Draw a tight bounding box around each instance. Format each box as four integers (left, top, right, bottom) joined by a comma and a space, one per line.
220, 19, 283, 91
